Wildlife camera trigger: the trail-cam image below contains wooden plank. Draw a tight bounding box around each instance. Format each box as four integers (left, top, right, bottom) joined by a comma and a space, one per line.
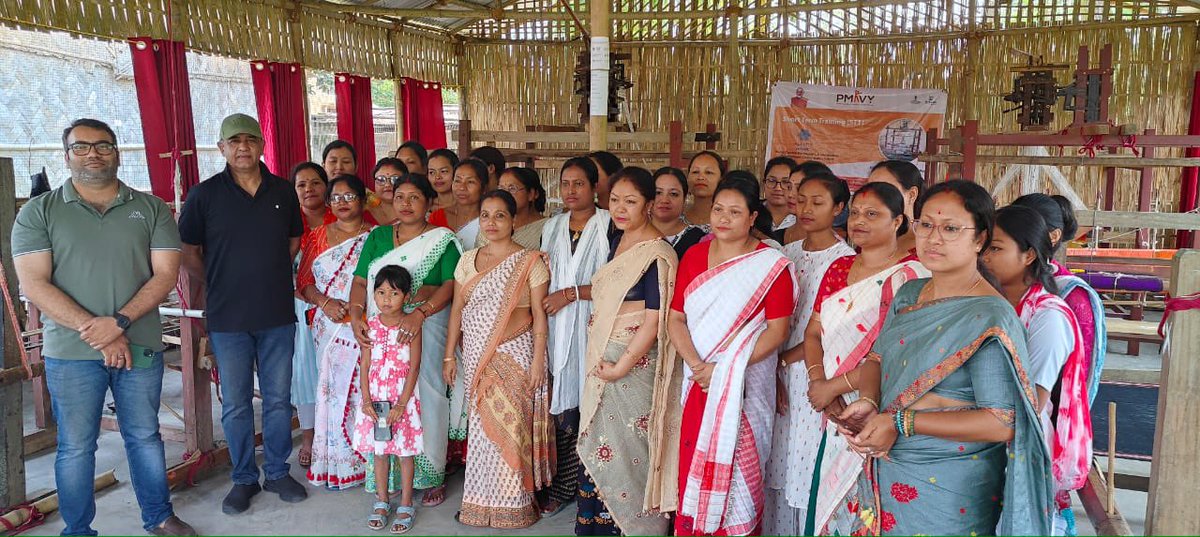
1079, 462, 1133, 536
1137, 130, 1156, 248
22, 426, 56, 458
471, 130, 674, 144
456, 119, 472, 160
0, 156, 25, 506
1145, 250, 1200, 535
1072, 210, 1200, 231
921, 153, 1200, 168
1106, 318, 1161, 338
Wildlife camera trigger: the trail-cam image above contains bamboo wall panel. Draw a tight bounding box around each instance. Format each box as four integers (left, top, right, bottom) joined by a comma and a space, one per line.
466, 22, 1196, 222
0, 0, 458, 83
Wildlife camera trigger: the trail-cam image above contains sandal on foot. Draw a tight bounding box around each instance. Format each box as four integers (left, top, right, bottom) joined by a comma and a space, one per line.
367, 501, 390, 531
298, 448, 313, 468
421, 484, 447, 507
393, 503, 417, 532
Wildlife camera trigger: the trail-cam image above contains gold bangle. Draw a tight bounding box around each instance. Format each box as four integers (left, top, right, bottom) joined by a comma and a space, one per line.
350, 303, 365, 311
859, 396, 879, 411
443, 356, 454, 363
533, 332, 549, 339
806, 363, 824, 375
843, 374, 856, 392
320, 297, 332, 309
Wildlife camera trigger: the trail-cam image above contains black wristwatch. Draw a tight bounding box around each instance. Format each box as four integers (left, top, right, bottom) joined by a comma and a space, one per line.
114, 313, 131, 331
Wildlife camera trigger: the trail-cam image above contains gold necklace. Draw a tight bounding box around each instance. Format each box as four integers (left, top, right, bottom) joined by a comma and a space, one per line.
926, 274, 983, 302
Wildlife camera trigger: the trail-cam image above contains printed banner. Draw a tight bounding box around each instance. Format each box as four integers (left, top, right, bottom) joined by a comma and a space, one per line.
765, 83, 947, 190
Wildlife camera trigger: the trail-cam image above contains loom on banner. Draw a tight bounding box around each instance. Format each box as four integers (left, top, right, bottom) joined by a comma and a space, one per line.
765, 83, 947, 190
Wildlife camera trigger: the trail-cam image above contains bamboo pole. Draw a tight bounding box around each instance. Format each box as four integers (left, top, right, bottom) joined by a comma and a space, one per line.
0, 471, 118, 530
589, 0, 609, 151
1107, 401, 1117, 515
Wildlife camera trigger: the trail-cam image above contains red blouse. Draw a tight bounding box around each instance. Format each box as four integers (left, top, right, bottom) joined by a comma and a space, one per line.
670, 240, 795, 319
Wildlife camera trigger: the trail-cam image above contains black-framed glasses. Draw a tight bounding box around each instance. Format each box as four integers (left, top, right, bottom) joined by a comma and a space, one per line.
329, 193, 360, 204
68, 141, 117, 156
912, 220, 977, 241
764, 178, 791, 190
497, 184, 526, 193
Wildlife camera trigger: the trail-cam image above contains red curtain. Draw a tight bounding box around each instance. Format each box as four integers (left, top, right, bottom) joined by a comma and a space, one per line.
1178, 71, 1200, 248
251, 60, 309, 178
335, 73, 377, 186
129, 37, 200, 203
400, 77, 448, 150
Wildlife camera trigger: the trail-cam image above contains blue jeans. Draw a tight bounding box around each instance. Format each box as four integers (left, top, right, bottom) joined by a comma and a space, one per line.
209, 324, 295, 485
44, 356, 174, 536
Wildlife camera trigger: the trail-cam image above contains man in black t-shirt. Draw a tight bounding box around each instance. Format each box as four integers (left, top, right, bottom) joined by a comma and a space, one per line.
179, 113, 307, 514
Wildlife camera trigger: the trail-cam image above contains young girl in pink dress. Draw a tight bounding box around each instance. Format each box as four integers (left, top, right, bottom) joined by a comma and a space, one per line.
354, 265, 424, 533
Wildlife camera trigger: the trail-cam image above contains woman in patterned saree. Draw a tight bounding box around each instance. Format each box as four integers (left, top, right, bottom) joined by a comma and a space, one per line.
298, 175, 374, 489
576, 167, 680, 535
799, 182, 927, 535
348, 173, 462, 507
669, 176, 796, 536
837, 180, 1053, 536
442, 190, 554, 528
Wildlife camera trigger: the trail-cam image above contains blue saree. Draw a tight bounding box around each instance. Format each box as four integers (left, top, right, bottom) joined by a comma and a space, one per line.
848, 279, 1053, 536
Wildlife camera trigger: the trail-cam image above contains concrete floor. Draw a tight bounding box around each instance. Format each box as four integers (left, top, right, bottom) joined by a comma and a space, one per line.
20, 340, 1160, 536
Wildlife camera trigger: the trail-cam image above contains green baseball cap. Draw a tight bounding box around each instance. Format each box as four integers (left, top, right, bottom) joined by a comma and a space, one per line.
219, 113, 263, 141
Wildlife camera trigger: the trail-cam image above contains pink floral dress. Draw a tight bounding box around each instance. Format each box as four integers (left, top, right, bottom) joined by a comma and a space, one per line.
352, 315, 424, 457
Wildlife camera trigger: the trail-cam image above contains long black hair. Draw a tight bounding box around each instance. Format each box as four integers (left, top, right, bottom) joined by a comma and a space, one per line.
326, 174, 367, 203
454, 158, 490, 188
562, 156, 600, 186
853, 181, 909, 237
588, 151, 624, 178
290, 161, 328, 185
794, 160, 833, 179
321, 140, 357, 164
798, 171, 851, 208
715, 171, 774, 238
871, 160, 925, 198
995, 205, 1059, 294
915, 180, 1000, 291
372, 157, 409, 177
653, 166, 689, 196
392, 173, 437, 201
1011, 193, 1078, 254
428, 148, 460, 169
688, 150, 728, 177
764, 156, 798, 178
500, 166, 547, 214
397, 140, 428, 166
469, 146, 506, 177
480, 189, 518, 217
610, 166, 656, 202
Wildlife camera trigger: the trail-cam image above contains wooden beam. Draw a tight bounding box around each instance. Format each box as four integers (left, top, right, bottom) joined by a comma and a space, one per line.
1073, 210, 1200, 231
921, 153, 1200, 168
1146, 250, 1200, 535
22, 426, 56, 459
0, 156, 25, 507
339, 0, 912, 20
471, 130, 678, 144
177, 273, 214, 454
1080, 462, 1133, 536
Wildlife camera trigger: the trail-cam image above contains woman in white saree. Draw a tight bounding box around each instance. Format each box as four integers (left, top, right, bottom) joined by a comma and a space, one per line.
668, 175, 797, 536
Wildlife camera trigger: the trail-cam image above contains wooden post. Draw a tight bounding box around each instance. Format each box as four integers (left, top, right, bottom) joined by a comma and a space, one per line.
588, 0, 610, 152
669, 120, 684, 169
1103, 146, 1118, 211
0, 156, 26, 507
178, 273, 214, 454
705, 123, 718, 151
1145, 249, 1200, 535
457, 118, 472, 159
960, 120, 979, 181
923, 127, 940, 185
725, 7, 741, 158
1137, 129, 1156, 248
25, 303, 51, 430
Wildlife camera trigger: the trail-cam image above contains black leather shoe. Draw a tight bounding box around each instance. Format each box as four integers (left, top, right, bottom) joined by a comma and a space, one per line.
221, 482, 261, 514
263, 475, 308, 503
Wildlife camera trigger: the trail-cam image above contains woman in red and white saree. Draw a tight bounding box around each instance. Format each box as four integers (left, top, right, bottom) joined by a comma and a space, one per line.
668, 177, 797, 536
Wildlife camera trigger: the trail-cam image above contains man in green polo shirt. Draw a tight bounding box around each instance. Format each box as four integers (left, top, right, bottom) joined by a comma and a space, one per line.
11, 118, 196, 536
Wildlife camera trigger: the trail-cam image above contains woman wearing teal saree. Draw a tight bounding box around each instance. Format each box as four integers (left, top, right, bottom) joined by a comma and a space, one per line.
834, 181, 1053, 536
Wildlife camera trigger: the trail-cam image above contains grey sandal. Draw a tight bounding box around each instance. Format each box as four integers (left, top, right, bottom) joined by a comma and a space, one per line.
367, 501, 390, 531
391, 505, 416, 534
